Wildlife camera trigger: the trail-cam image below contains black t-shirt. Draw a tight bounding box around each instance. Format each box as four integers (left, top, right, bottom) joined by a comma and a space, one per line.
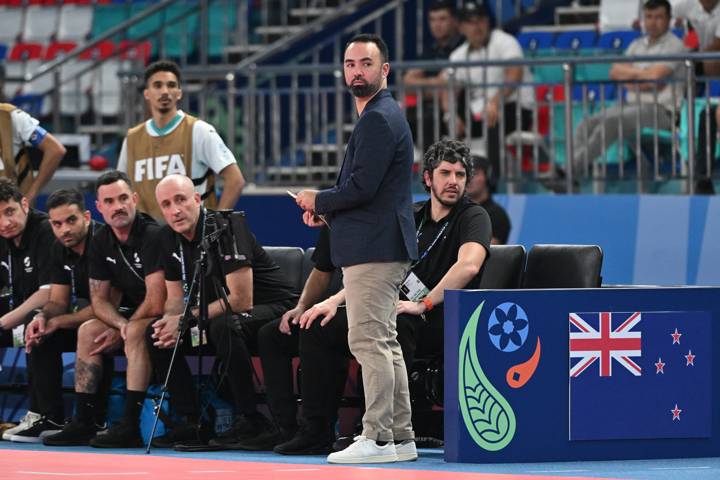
88, 213, 162, 310
0, 209, 54, 309
411, 198, 492, 291
481, 196, 511, 245
311, 226, 335, 273
159, 209, 297, 308
419, 35, 464, 76
48, 220, 101, 305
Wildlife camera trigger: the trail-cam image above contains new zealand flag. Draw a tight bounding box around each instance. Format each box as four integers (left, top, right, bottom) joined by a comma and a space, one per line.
569, 311, 711, 441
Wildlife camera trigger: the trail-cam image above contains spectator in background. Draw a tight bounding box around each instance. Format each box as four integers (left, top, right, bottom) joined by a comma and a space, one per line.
502, 0, 572, 36
572, 0, 685, 175
402, 1, 464, 151
465, 155, 510, 244
0, 103, 65, 204
673, 0, 720, 75
441, 2, 534, 175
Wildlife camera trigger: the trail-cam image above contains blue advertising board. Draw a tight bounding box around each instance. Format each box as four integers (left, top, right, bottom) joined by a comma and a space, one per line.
444, 287, 720, 463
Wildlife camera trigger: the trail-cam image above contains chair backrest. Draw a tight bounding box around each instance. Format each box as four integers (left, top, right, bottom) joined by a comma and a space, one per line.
301, 247, 343, 299
477, 244, 526, 289
263, 246, 304, 295
522, 244, 603, 288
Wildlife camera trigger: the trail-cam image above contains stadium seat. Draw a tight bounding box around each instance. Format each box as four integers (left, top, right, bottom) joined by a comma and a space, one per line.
91, 3, 129, 40
264, 246, 304, 294
57, 4, 94, 41
0, 7, 25, 44
522, 244, 603, 288
516, 31, 555, 53
554, 30, 597, 51
91, 59, 127, 117
23, 5, 60, 42
23, 59, 54, 116
8, 42, 44, 61
3, 60, 24, 100
162, 3, 199, 59
208, 1, 237, 58
78, 39, 114, 61
0, 44, 7, 61
45, 41, 77, 60
478, 245, 526, 289
118, 39, 151, 63
597, 30, 641, 51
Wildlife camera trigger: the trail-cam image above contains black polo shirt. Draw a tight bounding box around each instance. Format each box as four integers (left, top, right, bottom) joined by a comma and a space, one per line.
411, 198, 492, 291
311, 226, 335, 273
159, 209, 296, 308
0, 209, 54, 309
88, 213, 162, 310
420, 34, 464, 76
49, 220, 100, 307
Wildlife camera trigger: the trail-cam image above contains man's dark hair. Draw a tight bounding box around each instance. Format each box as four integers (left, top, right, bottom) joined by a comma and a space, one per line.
429, 0, 457, 16
47, 188, 86, 212
422, 139, 471, 192
643, 0, 671, 16
95, 170, 133, 194
346, 33, 390, 64
144, 59, 182, 86
0, 178, 23, 203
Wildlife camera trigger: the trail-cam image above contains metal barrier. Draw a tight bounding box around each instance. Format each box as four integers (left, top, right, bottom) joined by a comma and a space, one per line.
150, 52, 720, 194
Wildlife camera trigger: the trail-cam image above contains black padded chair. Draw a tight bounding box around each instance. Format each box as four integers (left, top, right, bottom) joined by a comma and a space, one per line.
477, 244, 526, 289
264, 246, 305, 294
301, 247, 343, 298
522, 244, 603, 288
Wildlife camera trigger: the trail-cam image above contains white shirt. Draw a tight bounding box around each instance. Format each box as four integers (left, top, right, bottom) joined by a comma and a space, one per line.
624, 30, 687, 110
672, 0, 720, 49
0, 109, 43, 173
446, 29, 535, 116
116, 110, 236, 197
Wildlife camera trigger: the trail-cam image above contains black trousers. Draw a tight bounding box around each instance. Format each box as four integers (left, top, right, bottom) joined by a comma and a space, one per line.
27, 327, 78, 421
258, 309, 349, 431
146, 299, 296, 418
396, 310, 444, 376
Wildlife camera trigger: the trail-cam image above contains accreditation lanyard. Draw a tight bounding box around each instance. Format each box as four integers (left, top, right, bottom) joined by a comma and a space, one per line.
117, 246, 145, 284
6, 252, 13, 310
412, 216, 449, 268
68, 221, 95, 310
178, 212, 206, 304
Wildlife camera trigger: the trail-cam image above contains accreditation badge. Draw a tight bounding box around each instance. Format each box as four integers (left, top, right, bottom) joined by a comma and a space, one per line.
190, 325, 207, 347
400, 271, 430, 302
12, 324, 25, 347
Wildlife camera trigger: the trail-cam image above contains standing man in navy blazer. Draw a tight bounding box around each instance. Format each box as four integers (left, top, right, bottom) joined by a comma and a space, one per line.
296, 33, 419, 464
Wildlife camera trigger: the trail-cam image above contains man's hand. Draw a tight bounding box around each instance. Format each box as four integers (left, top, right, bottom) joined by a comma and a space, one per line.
152, 314, 181, 348
296, 190, 318, 212
397, 300, 426, 316
279, 306, 304, 335
454, 116, 466, 138
302, 210, 325, 228
89, 328, 122, 356
298, 300, 338, 329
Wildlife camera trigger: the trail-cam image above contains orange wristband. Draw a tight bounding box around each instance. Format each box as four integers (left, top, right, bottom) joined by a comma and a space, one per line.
422, 296, 433, 312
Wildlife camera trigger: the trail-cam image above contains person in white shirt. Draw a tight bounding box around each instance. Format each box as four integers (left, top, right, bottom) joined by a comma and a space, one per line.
441, 2, 534, 176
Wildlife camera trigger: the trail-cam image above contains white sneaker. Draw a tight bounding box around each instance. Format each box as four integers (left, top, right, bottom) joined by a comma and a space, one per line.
2, 411, 41, 441
395, 439, 418, 461
327, 435, 398, 464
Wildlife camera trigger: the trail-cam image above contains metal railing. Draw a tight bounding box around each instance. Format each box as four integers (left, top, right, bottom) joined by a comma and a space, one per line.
126, 51, 720, 194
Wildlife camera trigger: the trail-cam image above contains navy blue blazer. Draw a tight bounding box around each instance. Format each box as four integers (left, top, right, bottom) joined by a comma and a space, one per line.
315, 89, 419, 268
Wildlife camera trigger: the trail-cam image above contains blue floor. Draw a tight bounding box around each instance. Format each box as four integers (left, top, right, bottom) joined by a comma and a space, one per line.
1, 442, 719, 479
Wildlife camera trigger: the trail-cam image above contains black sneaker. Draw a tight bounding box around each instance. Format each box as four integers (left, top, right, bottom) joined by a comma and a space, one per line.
89, 421, 143, 448
208, 412, 269, 447
151, 423, 206, 448
9, 416, 63, 443
226, 425, 295, 451
43, 419, 103, 446
274, 422, 334, 455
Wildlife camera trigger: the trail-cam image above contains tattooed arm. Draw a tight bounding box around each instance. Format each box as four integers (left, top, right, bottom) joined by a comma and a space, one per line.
89, 278, 128, 331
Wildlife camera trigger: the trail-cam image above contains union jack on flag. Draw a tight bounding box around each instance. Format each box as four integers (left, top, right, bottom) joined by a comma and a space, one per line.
569, 312, 642, 378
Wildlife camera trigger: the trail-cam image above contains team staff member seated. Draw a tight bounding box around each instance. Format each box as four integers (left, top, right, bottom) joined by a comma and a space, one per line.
116, 60, 245, 220
274, 140, 492, 454
0, 179, 56, 441
15, 190, 99, 443
0, 103, 65, 203
44, 171, 167, 448
148, 174, 297, 449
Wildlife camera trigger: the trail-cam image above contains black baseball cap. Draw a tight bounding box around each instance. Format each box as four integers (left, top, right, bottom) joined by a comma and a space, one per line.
459, 2, 491, 21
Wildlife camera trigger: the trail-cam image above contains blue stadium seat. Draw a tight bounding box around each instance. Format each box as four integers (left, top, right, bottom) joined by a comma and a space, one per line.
597, 30, 641, 51
0, 44, 6, 60
517, 31, 555, 52
707, 80, 720, 97
554, 30, 597, 51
